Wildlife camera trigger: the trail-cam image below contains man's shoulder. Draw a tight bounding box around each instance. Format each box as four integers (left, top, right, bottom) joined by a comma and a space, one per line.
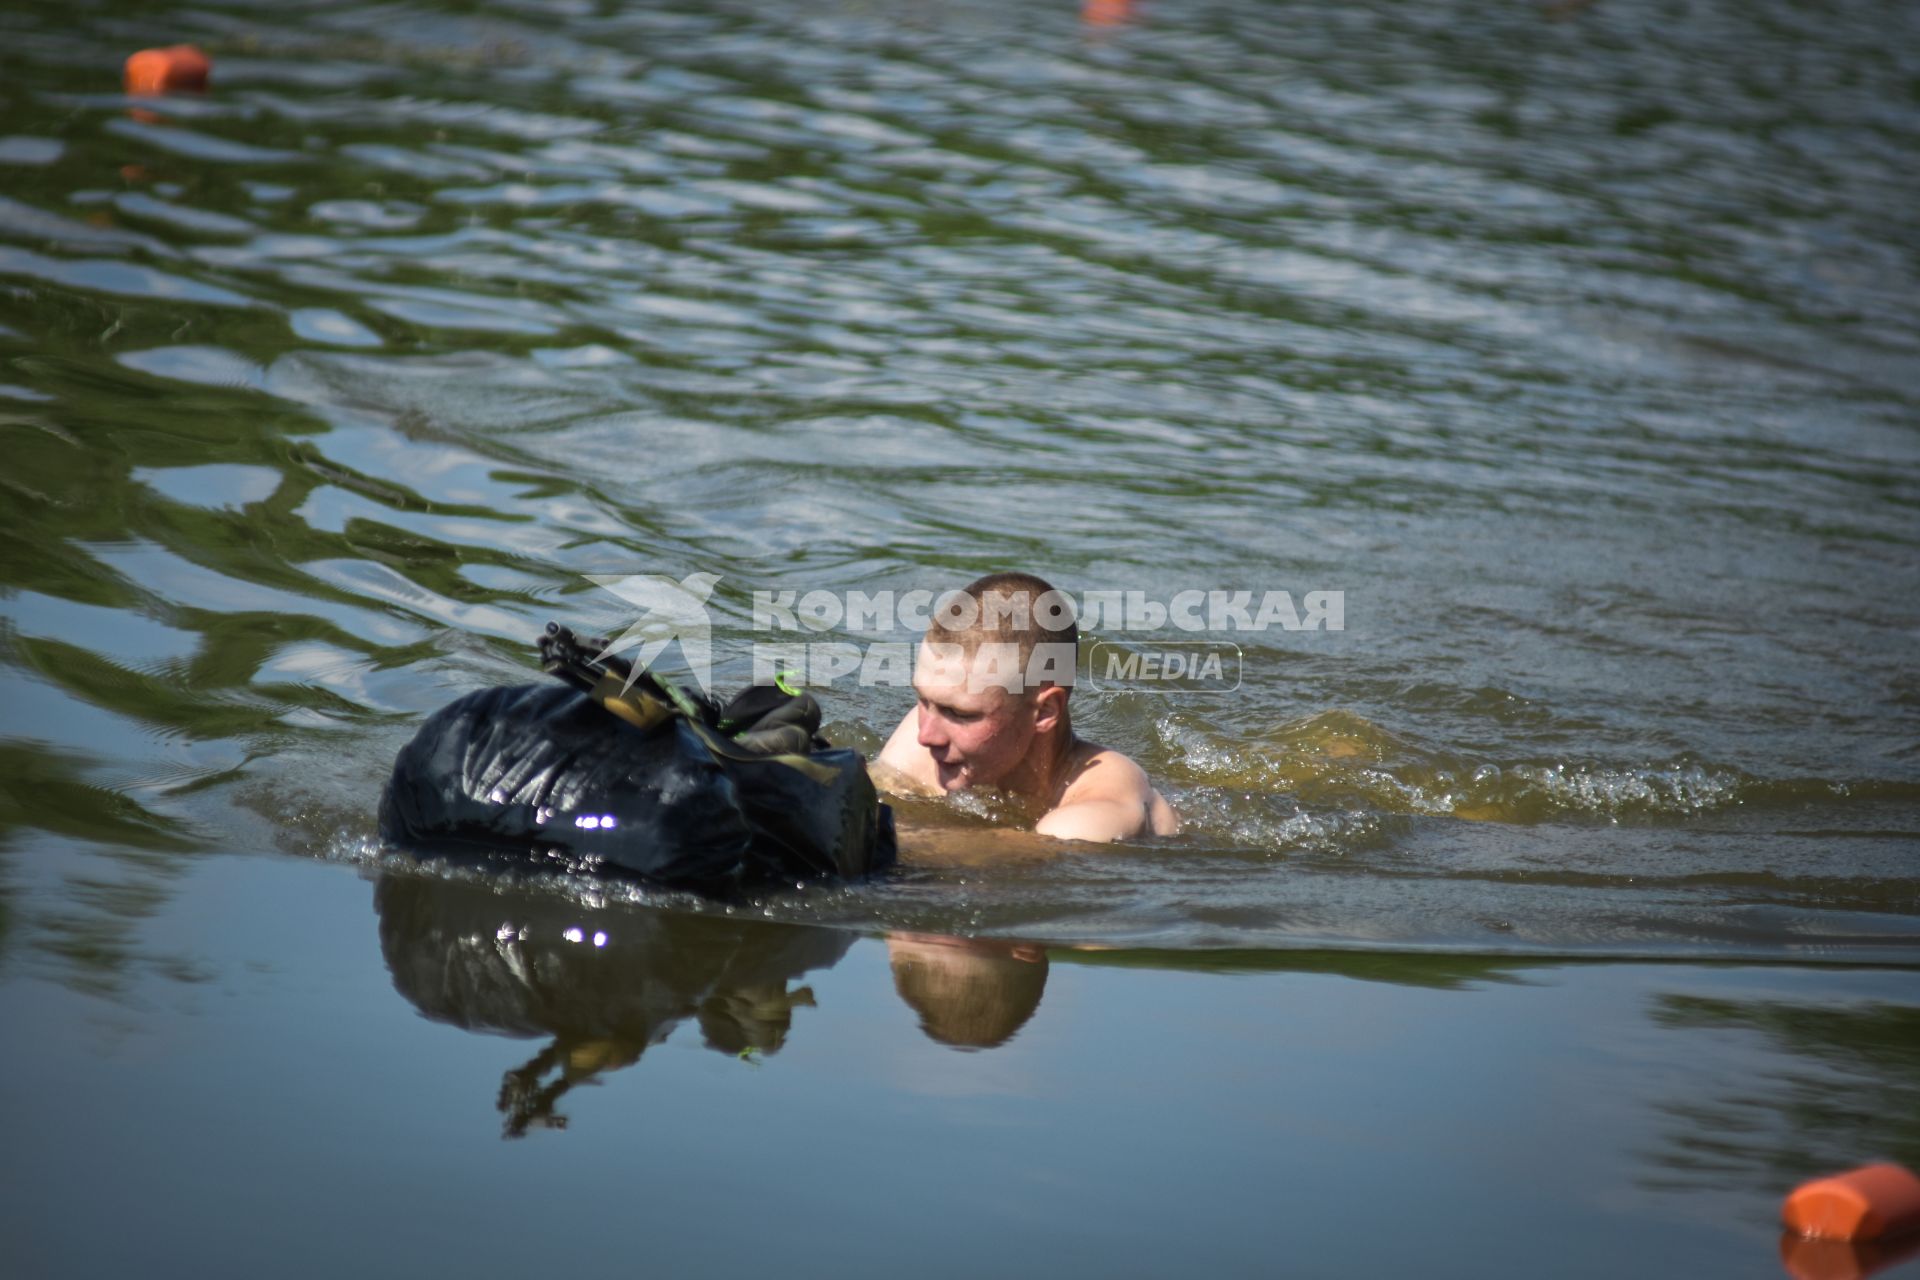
875, 707, 937, 792
1058, 740, 1153, 802
1053, 742, 1180, 839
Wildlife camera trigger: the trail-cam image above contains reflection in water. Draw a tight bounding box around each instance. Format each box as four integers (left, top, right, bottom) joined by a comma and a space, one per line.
1645, 994, 1920, 1201
1779, 1230, 1920, 1280
373, 871, 1066, 1133
1055, 943, 1534, 989
374, 872, 851, 1137
0, 741, 205, 996
887, 932, 1050, 1050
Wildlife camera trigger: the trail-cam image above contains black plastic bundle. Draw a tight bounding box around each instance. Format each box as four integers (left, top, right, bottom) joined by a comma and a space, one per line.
377, 625, 896, 897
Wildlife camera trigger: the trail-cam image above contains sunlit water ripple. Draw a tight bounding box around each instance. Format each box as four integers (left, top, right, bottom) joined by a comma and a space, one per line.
2, 0, 1917, 977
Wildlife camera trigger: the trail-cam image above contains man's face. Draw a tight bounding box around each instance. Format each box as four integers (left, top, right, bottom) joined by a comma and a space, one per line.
911, 642, 1040, 792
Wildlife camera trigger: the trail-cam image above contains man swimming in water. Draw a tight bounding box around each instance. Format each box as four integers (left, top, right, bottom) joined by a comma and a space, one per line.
876, 572, 1179, 843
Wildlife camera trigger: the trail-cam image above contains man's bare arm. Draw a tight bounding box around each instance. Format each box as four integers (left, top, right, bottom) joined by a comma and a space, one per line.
894, 819, 1063, 866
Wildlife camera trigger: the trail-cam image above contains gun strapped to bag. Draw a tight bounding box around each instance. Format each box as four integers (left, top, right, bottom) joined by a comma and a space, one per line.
378, 624, 896, 897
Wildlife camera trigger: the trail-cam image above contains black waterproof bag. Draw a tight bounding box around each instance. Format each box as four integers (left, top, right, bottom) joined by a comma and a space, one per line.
377, 625, 896, 897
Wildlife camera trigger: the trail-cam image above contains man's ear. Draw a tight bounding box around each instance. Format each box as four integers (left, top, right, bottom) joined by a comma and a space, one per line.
1030, 684, 1068, 735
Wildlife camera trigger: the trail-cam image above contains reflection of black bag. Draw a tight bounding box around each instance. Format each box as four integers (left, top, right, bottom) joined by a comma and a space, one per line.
377, 626, 895, 897
375, 873, 853, 1045
374, 873, 853, 1136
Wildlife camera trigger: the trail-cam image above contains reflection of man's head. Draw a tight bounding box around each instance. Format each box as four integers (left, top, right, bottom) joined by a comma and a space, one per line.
887, 932, 1049, 1050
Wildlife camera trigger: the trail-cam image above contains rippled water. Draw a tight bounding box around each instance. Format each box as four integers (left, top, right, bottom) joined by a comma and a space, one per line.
3, 0, 1918, 975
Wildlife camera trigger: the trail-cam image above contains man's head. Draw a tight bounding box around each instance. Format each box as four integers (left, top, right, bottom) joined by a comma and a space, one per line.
912, 572, 1077, 793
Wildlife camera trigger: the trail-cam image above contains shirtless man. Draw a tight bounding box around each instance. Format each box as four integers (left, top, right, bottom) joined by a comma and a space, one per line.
876, 572, 1179, 843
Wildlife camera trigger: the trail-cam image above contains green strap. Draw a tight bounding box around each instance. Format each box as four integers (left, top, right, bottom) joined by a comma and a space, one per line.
646, 667, 710, 725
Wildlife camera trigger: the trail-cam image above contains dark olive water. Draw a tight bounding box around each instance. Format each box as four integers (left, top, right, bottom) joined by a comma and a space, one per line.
2, 0, 1916, 961
1, 0, 1918, 1272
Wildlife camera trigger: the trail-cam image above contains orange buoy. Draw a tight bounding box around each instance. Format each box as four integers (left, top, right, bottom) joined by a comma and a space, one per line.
1783, 1164, 1920, 1243
1082, 0, 1135, 27
124, 45, 211, 96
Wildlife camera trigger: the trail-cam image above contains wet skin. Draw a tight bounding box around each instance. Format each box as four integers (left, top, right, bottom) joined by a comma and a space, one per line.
876, 643, 1178, 843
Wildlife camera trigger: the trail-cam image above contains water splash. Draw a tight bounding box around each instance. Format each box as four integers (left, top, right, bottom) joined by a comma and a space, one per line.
1153, 711, 1858, 829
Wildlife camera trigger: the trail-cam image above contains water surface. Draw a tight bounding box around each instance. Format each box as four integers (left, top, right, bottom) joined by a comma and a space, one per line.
1, 0, 1917, 1270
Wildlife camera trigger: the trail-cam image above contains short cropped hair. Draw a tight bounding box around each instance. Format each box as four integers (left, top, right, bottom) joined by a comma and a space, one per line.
928, 571, 1077, 688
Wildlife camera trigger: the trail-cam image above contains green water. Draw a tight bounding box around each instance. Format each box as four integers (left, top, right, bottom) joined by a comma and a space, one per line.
1, 0, 1917, 1272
